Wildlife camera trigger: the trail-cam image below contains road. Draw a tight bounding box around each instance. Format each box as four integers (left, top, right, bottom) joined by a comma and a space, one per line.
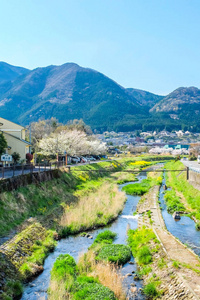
181, 159, 200, 172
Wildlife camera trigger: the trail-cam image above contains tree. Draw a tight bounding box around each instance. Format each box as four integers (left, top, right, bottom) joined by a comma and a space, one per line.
38, 130, 106, 157
12, 152, 21, 164
30, 118, 60, 151
0, 133, 7, 156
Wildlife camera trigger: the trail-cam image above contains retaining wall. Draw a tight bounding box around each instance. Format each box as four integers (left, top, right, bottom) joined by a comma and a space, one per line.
0, 167, 70, 193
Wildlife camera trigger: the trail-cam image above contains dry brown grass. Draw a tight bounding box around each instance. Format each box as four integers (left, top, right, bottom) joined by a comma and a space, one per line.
48, 279, 71, 300
60, 183, 126, 231
78, 250, 126, 300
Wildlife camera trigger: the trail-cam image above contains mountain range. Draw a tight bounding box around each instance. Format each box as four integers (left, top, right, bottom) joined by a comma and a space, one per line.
0, 61, 200, 132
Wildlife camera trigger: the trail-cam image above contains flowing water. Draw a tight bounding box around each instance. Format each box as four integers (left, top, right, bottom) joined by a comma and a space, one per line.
20, 170, 200, 299
21, 174, 147, 300
159, 174, 200, 256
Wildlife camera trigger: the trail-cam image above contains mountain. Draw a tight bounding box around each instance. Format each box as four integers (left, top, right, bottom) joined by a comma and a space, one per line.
0, 61, 200, 132
0, 62, 148, 131
0, 62, 29, 84
126, 88, 164, 108
150, 87, 200, 123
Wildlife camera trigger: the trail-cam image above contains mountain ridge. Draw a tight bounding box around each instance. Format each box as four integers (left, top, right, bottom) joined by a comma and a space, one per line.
0, 61, 200, 132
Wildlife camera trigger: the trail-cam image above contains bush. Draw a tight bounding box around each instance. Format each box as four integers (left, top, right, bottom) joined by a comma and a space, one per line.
143, 282, 159, 298
96, 244, 131, 265
73, 280, 116, 300
92, 230, 117, 246
137, 246, 152, 265
51, 254, 78, 279
26, 153, 33, 163
164, 190, 185, 213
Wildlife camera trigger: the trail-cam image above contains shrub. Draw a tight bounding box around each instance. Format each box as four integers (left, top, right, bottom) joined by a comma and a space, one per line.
92, 230, 117, 246
164, 190, 185, 213
51, 254, 78, 279
96, 244, 131, 265
137, 246, 152, 265
73, 280, 116, 300
143, 282, 159, 298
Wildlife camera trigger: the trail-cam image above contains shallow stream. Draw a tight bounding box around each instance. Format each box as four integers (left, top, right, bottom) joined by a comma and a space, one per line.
21, 175, 147, 300
20, 170, 200, 299
159, 174, 200, 256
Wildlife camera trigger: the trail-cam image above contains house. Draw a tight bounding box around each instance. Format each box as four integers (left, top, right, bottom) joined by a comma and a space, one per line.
0, 117, 31, 162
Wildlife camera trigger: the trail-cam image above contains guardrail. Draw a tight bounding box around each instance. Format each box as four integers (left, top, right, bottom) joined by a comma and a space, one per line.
0, 161, 67, 179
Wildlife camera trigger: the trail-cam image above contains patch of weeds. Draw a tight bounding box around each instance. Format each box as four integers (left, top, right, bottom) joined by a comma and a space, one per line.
158, 258, 167, 269
91, 230, 117, 247
143, 282, 159, 298
137, 246, 152, 265
96, 244, 131, 265
172, 260, 180, 269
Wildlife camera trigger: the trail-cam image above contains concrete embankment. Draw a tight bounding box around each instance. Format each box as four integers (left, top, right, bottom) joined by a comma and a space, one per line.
137, 186, 200, 299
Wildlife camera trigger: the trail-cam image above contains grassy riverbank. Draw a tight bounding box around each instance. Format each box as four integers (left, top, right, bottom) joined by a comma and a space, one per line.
48, 230, 129, 300
0, 156, 169, 298
165, 161, 200, 224
128, 227, 163, 299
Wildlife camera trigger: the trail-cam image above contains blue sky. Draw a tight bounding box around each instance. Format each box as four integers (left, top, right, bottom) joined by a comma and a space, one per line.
0, 0, 200, 95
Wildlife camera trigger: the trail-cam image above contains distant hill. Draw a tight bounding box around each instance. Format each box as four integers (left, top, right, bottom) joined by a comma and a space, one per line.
0, 61, 200, 132
0, 63, 148, 131
0, 62, 29, 83
126, 88, 164, 108
150, 87, 200, 126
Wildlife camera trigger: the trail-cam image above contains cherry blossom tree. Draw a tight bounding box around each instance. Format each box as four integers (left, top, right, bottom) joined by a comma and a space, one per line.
38, 130, 106, 156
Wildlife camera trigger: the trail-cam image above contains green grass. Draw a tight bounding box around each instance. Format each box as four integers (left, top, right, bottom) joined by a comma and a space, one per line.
137, 246, 152, 265
122, 177, 162, 196
165, 161, 200, 221
96, 244, 131, 265
48, 254, 116, 300
143, 282, 160, 298
164, 190, 186, 213
51, 254, 78, 279
73, 277, 116, 300
91, 230, 117, 247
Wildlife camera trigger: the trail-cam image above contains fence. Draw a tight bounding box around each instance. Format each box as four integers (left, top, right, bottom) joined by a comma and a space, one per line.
0, 161, 67, 179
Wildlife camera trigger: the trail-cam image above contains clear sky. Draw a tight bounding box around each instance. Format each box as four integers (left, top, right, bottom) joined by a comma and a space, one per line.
0, 0, 200, 95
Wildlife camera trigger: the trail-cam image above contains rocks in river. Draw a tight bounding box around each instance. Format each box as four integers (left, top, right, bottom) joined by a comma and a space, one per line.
163, 184, 167, 190
173, 212, 181, 220
130, 287, 137, 294
88, 236, 93, 239
132, 270, 135, 274
125, 273, 132, 277
134, 274, 140, 281
128, 261, 134, 264
130, 283, 136, 286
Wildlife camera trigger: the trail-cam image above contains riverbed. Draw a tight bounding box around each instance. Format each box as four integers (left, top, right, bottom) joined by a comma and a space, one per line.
21, 174, 147, 300
159, 175, 200, 257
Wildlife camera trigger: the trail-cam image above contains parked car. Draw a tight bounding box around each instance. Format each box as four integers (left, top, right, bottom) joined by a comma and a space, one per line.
71, 156, 79, 164
86, 156, 96, 161
80, 156, 88, 163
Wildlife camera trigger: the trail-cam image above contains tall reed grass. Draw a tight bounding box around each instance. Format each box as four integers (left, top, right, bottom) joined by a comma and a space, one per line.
60, 183, 126, 232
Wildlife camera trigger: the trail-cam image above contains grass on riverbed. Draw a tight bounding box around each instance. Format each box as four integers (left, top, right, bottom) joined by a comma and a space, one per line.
165, 161, 200, 221
60, 183, 126, 235
48, 230, 126, 300
164, 190, 186, 213
122, 176, 162, 196
128, 227, 162, 298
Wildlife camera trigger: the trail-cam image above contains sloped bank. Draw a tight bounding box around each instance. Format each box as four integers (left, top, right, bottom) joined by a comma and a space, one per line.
0, 159, 135, 299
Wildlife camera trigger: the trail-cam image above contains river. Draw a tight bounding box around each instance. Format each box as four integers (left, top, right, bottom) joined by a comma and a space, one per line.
159, 174, 200, 257
21, 174, 147, 300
